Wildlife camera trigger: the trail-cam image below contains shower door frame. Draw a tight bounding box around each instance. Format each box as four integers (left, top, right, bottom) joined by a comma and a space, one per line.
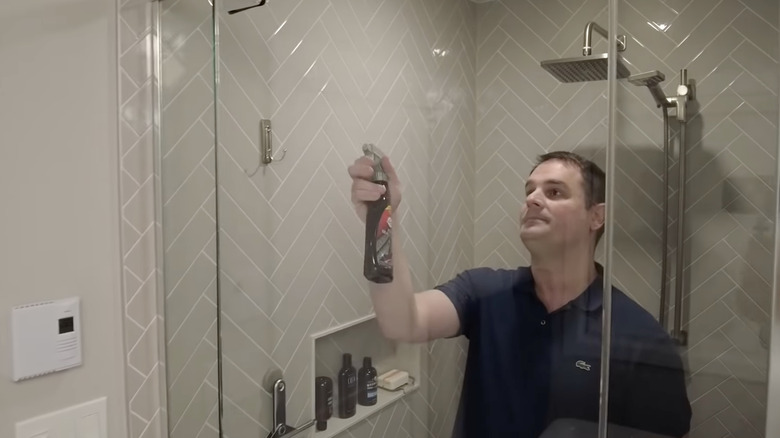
768, 4, 780, 429
767, 29, 780, 431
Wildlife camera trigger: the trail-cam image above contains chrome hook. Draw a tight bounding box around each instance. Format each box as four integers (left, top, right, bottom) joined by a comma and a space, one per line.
269, 147, 287, 163
246, 119, 286, 176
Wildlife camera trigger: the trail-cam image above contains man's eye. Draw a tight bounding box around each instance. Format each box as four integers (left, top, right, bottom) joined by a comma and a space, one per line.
548, 189, 561, 197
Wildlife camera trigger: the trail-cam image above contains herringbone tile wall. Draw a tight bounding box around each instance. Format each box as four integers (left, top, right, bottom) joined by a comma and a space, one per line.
474, 1, 777, 437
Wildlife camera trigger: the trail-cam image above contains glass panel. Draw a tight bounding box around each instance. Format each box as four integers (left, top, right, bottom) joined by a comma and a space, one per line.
469, 1, 612, 437
212, 0, 476, 437
764, 10, 780, 437
609, 0, 780, 436
157, 0, 220, 436
211, 0, 615, 436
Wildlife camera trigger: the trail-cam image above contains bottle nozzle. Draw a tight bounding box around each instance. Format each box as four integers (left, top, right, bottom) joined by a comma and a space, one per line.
362, 143, 388, 183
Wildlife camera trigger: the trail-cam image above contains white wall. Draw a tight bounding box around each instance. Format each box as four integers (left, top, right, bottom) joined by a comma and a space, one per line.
0, 0, 127, 437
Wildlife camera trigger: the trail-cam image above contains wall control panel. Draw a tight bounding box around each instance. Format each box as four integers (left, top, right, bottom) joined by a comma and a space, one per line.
11, 297, 82, 381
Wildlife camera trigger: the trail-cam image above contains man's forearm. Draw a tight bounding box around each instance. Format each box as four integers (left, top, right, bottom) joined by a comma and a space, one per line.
368, 223, 420, 342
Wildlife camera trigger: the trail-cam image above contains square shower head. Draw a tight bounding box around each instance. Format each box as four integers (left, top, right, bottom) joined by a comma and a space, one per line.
541, 53, 631, 83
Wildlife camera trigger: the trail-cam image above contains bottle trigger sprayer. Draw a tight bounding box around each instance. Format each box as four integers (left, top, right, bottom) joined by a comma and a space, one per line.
362, 144, 393, 283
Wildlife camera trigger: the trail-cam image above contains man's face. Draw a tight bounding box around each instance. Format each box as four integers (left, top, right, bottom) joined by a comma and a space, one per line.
520, 160, 599, 251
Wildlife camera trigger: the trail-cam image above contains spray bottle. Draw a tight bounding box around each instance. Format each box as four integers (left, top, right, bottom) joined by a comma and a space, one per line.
362, 144, 393, 283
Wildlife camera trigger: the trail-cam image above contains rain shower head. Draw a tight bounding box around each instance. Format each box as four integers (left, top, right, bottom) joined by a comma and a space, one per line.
628, 70, 669, 108
541, 53, 631, 83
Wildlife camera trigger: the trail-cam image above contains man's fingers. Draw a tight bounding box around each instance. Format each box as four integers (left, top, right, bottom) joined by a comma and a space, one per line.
381, 156, 398, 182
348, 157, 375, 179
352, 180, 385, 203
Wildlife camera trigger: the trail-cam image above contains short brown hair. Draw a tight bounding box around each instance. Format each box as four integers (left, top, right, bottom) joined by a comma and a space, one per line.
532, 151, 606, 243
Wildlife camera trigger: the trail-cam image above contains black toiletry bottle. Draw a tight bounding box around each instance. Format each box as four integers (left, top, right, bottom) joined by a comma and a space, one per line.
362, 144, 393, 284
315, 376, 333, 431
357, 357, 378, 406
337, 353, 357, 418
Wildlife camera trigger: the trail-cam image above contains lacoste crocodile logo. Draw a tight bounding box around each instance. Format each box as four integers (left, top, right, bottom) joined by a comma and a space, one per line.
576, 360, 592, 371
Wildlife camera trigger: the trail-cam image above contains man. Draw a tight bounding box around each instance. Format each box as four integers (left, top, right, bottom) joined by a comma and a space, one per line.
348, 151, 691, 438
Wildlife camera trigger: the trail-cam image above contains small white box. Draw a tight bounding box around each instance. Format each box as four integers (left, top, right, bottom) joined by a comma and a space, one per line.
11, 297, 82, 381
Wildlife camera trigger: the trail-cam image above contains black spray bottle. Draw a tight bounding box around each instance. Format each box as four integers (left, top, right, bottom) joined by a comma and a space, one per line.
337, 353, 357, 418
357, 356, 378, 406
362, 144, 393, 283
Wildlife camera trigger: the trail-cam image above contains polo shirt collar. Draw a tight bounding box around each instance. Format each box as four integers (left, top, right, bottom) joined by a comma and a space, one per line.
568, 263, 604, 312
525, 263, 605, 312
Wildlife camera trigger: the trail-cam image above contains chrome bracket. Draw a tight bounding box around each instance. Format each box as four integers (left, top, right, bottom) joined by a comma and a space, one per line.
246, 119, 286, 176
266, 372, 315, 438
260, 119, 286, 164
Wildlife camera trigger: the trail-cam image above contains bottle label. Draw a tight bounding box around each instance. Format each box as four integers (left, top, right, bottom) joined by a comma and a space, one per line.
367, 380, 377, 400
376, 205, 392, 268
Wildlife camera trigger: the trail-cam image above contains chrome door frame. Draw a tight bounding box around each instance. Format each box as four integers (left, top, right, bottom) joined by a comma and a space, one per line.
766, 17, 780, 436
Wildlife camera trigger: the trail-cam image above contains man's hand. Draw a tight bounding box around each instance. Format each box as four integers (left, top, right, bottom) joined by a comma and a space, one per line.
347, 155, 402, 222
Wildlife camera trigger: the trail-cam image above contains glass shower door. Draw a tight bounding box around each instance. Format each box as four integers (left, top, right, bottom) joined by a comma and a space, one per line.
157, 0, 220, 436
212, 0, 476, 437
608, 0, 780, 436
156, 0, 780, 437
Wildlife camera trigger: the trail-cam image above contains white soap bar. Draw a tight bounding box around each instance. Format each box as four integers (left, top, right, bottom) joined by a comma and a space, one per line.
377, 369, 409, 391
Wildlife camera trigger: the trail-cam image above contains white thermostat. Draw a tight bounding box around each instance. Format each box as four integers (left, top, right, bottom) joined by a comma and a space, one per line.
11, 297, 82, 382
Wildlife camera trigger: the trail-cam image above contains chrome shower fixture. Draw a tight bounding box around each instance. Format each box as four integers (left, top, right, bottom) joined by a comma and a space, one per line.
540, 19, 698, 346
582, 21, 626, 56
629, 70, 695, 122
540, 22, 629, 83
628, 71, 669, 108
628, 69, 696, 346
541, 53, 631, 83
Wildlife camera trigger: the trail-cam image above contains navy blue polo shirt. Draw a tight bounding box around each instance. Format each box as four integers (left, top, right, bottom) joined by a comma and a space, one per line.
436, 266, 691, 438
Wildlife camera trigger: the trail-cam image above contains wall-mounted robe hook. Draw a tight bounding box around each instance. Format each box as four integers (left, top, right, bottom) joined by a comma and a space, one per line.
261, 119, 287, 164
246, 119, 286, 176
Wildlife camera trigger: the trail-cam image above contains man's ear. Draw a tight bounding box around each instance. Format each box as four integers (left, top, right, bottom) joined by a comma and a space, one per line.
590, 202, 605, 232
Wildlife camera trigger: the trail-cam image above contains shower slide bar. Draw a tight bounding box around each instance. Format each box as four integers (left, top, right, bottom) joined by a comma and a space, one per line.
629, 69, 695, 346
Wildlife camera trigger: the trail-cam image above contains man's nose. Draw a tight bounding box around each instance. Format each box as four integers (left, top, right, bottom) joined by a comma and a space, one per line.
525, 190, 543, 207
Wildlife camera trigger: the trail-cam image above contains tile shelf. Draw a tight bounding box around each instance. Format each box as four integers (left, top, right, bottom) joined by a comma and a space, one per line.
310, 314, 421, 438
312, 384, 420, 437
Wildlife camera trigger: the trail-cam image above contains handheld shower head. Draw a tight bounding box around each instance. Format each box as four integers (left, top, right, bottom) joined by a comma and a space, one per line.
627, 71, 665, 87
628, 71, 670, 108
